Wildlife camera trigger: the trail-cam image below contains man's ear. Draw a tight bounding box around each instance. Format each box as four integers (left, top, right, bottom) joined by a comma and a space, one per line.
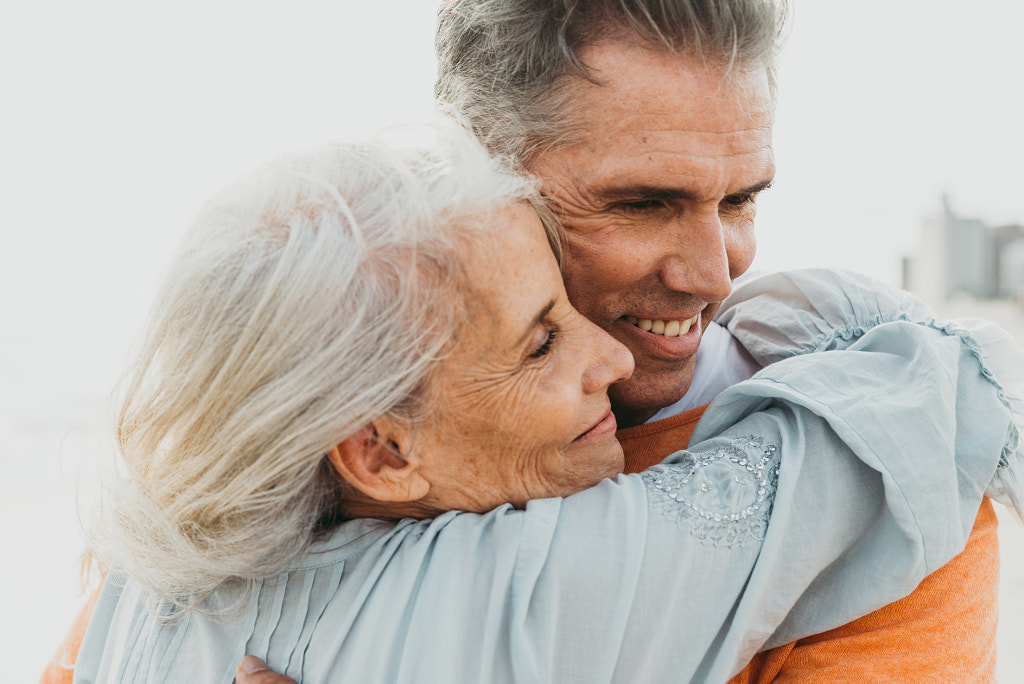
327, 418, 430, 503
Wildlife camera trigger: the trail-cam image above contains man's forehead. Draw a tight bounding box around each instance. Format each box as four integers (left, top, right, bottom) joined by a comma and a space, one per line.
533, 43, 775, 199
542, 130, 775, 202
561, 42, 773, 132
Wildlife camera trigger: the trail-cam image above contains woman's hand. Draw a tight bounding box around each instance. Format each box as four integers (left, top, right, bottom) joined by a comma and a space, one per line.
235, 656, 297, 684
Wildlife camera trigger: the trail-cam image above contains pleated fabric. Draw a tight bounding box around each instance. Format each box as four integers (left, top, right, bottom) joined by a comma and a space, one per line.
74, 269, 1024, 684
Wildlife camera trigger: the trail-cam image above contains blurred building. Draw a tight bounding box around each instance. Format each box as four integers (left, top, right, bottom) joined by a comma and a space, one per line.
904, 196, 1024, 305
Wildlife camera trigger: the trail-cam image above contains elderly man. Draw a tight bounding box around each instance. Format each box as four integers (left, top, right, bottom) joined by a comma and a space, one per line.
43, 1, 999, 682
429, 0, 999, 682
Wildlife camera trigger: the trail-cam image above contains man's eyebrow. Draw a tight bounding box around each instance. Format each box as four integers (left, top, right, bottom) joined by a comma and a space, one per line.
729, 178, 775, 197
598, 177, 775, 202
600, 185, 699, 201
513, 299, 556, 349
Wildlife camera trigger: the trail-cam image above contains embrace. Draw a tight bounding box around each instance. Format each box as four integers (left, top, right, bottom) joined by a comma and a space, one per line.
51, 1, 1024, 683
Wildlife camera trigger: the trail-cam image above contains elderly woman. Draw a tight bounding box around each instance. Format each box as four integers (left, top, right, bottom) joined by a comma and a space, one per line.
73, 126, 1023, 684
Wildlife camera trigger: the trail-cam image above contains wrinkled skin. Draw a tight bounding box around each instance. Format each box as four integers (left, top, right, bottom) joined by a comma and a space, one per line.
410, 204, 634, 513
528, 42, 775, 426
236, 39, 779, 683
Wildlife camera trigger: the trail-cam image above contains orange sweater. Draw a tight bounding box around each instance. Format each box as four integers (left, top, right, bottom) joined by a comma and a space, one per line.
617, 403, 1000, 683
42, 404, 1000, 683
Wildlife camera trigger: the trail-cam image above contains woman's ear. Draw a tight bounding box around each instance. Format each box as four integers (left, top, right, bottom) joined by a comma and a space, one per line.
327, 419, 430, 503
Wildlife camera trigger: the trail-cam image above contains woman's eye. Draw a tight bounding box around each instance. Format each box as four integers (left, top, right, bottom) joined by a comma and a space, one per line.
530, 329, 557, 358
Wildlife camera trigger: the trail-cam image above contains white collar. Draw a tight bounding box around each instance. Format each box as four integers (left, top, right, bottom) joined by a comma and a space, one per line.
644, 321, 761, 424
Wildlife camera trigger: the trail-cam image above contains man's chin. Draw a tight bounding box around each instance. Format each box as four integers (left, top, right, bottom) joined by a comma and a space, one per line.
609, 371, 694, 429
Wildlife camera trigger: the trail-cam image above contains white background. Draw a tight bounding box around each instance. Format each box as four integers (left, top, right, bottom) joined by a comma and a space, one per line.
2, 1, 1022, 680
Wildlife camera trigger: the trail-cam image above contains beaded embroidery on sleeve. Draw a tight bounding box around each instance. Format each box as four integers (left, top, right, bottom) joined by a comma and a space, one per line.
641, 436, 781, 548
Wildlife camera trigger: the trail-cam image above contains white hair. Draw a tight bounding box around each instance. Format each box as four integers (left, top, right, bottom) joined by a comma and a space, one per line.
92, 122, 556, 610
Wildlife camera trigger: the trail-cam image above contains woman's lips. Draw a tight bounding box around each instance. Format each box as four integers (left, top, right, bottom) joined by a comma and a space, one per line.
572, 409, 617, 444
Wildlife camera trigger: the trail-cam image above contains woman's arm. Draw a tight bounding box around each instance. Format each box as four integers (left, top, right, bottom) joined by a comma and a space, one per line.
523, 304, 1020, 682
71, 272, 1022, 684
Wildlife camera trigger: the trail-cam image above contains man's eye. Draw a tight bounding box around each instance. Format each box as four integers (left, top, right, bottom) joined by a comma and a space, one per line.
723, 193, 755, 207
530, 329, 557, 358
619, 199, 666, 213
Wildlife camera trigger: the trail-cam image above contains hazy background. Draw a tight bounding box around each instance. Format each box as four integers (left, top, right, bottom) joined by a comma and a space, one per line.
2, 1, 1022, 679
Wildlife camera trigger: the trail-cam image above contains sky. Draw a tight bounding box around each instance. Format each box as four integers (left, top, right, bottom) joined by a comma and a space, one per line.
2, 1, 1023, 678
761, 1, 1024, 278
3, 0, 1024, 417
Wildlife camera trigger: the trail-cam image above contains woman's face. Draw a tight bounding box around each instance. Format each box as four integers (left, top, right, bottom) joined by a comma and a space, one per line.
414, 204, 634, 513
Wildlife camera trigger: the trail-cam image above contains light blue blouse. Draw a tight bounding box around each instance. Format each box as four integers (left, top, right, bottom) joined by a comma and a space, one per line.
75, 269, 1024, 684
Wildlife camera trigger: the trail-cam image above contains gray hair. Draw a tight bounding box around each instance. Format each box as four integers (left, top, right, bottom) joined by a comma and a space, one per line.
94, 123, 555, 608
435, 0, 789, 163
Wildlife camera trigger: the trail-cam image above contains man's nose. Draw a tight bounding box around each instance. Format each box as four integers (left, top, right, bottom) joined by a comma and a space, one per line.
658, 211, 735, 304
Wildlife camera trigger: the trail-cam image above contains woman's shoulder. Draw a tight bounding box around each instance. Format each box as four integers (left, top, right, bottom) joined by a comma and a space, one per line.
287, 518, 398, 569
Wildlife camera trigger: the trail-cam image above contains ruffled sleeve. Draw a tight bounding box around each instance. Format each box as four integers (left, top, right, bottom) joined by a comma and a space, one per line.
717, 268, 1024, 522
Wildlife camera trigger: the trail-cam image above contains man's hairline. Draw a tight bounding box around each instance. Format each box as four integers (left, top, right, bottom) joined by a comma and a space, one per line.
519, 37, 778, 167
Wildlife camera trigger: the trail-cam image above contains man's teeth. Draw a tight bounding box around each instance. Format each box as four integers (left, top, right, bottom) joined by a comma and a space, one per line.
625, 314, 698, 338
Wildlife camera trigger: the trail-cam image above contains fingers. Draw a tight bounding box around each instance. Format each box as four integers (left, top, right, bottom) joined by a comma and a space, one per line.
235, 656, 298, 684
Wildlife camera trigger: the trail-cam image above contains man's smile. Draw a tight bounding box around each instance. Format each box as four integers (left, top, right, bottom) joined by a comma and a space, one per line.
624, 312, 700, 338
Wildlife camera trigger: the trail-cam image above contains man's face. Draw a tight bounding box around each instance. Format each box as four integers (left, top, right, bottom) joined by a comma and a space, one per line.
527, 41, 775, 427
